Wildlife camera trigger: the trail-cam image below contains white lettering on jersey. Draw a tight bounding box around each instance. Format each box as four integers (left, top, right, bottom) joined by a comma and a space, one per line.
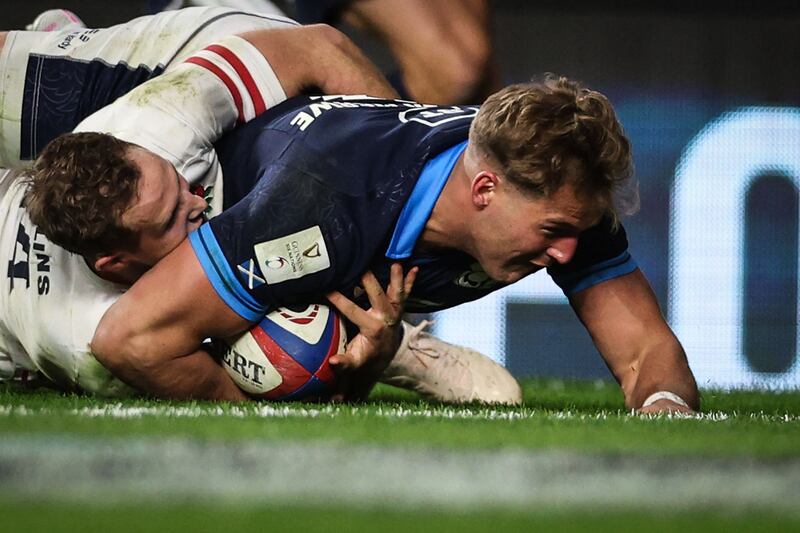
398, 105, 479, 127
289, 95, 426, 131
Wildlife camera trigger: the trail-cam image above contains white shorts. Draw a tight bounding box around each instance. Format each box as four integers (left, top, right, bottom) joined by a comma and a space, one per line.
0, 6, 296, 168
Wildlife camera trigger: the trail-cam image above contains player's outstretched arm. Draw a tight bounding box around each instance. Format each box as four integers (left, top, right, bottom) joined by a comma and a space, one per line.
238, 24, 398, 99
91, 240, 251, 401
569, 269, 700, 414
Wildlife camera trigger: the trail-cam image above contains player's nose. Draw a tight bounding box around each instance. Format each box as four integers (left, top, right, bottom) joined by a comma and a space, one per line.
547, 236, 578, 265
186, 191, 208, 223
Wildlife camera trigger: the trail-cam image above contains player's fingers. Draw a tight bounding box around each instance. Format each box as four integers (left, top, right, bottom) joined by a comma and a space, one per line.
385, 263, 406, 307
326, 291, 371, 328
403, 266, 419, 296
360, 271, 394, 318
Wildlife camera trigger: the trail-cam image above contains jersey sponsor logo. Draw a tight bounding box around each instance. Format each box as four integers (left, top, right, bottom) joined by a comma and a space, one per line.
454, 263, 501, 290
398, 105, 479, 127
7, 224, 51, 295
263, 257, 288, 270
253, 226, 330, 285
303, 243, 322, 258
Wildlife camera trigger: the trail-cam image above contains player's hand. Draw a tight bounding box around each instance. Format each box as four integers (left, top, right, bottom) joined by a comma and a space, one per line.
638, 398, 695, 415
326, 263, 418, 402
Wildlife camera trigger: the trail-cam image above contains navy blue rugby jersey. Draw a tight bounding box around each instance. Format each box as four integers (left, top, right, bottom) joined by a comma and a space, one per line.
191, 95, 637, 321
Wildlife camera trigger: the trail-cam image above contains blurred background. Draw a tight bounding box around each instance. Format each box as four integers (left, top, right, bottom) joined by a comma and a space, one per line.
5, 0, 800, 388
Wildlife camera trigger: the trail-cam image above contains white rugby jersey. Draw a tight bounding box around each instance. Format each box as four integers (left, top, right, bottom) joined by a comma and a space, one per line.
0, 169, 132, 394
0, 6, 295, 168
0, 27, 288, 394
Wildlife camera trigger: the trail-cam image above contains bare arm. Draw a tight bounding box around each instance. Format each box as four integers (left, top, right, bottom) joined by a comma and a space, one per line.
91, 240, 250, 401
570, 269, 700, 413
91, 242, 417, 402
239, 24, 398, 99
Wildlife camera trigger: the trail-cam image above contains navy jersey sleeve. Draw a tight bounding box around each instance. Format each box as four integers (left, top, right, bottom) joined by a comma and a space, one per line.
191, 131, 378, 321
547, 217, 638, 296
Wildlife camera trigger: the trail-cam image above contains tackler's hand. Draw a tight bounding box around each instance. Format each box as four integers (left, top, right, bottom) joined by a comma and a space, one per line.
326, 263, 418, 402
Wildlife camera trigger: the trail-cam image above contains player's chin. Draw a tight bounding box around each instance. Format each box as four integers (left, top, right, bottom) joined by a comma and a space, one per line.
491, 266, 532, 284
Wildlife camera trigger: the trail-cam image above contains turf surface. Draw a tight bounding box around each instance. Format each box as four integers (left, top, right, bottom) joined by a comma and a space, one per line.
2, 378, 799, 531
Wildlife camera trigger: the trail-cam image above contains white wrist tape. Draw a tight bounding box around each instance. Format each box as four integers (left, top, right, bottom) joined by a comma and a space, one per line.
642, 391, 689, 409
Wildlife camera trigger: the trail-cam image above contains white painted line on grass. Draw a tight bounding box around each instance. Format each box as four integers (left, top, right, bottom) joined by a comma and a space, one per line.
1, 435, 799, 512
1, 402, 798, 423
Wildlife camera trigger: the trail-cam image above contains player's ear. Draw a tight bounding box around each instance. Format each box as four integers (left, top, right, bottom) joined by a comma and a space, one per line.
471, 170, 498, 208
93, 252, 128, 275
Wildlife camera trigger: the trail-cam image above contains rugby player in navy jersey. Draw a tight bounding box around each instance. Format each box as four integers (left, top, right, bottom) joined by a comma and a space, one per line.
6, 8, 520, 404
69, 78, 699, 413
0, 8, 403, 395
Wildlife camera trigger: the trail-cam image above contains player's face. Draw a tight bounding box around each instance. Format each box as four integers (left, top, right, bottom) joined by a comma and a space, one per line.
472, 181, 603, 283
121, 147, 208, 266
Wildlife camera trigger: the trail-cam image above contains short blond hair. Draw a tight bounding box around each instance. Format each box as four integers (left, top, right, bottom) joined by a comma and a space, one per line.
469, 76, 636, 224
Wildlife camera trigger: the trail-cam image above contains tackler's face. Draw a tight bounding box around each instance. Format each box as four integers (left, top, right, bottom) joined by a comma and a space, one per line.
471, 180, 603, 284
120, 147, 208, 267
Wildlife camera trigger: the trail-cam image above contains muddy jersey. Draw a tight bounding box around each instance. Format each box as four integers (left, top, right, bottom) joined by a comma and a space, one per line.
0, 6, 296, 168
191, 95, 638, 322
0, 17, 290, 391
0, 170, 131, 393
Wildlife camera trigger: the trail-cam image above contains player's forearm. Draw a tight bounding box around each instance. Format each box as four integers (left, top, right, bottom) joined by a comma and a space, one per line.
618, 336, 700, 411
91, 327, 247, 401
136, 348, 248, 401
90, 241, 253, 401
309, 25, 399, 98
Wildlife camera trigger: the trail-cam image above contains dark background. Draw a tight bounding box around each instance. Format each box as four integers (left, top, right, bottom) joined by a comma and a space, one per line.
5, 1, 800, 385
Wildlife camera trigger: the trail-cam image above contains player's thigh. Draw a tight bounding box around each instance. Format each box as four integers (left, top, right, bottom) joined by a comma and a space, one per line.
345, 0, 491, 61
342, 0, 492, 100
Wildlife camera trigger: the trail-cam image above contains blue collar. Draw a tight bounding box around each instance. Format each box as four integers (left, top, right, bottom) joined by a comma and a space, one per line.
386, 141, 468, 259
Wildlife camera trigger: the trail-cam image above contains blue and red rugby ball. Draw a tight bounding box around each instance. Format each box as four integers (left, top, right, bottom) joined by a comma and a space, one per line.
221, 304, 346, 400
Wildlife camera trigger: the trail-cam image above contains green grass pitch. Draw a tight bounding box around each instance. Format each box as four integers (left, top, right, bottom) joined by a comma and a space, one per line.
2, 378, 799, 532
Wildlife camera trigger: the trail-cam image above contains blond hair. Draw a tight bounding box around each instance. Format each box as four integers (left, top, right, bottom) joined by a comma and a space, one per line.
469, 76, 637, 224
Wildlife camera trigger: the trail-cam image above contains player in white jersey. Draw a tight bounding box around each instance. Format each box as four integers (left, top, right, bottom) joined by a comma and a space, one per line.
0, 168, 134, 394
0, 9, 394, 394
0, 9, 523, 403
0, 6, 299, 169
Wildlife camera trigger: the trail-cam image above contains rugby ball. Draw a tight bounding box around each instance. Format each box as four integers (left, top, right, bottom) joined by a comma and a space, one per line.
221, 304, 346, 400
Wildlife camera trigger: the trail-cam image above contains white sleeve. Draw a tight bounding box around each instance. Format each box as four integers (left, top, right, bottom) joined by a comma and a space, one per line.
74, 35, 287, 180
